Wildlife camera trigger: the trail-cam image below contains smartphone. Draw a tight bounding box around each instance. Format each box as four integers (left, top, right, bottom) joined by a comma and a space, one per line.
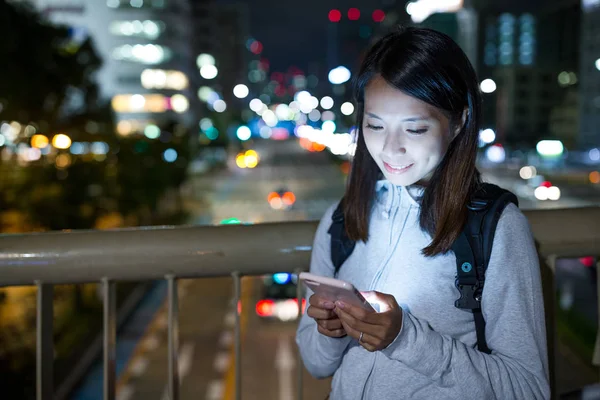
299, 272, 376, 312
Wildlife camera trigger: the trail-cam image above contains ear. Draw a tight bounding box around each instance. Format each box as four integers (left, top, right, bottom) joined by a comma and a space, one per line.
452, 108, 468, 140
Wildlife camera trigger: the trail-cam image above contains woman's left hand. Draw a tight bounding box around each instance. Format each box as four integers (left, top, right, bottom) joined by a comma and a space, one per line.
333, 291, 403, 352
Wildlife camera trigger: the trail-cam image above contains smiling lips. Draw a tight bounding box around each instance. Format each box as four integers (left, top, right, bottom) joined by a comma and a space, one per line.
383, 162, 414, 174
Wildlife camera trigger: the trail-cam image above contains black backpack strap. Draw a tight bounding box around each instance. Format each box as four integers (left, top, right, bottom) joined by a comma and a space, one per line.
328, 198, 356, 276
453, 183, 518, 354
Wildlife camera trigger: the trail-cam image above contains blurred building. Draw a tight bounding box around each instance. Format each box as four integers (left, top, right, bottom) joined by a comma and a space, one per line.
579, 0, 600, 149
212, 3, 250, 107
475, 0, 580, 147
25, 0, 203, 136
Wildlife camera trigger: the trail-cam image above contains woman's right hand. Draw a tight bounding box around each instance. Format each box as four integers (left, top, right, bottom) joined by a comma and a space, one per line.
307, 294, 347, 338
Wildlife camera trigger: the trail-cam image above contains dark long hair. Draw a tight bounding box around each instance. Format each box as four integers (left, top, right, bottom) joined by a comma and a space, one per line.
344, 26, 483, 257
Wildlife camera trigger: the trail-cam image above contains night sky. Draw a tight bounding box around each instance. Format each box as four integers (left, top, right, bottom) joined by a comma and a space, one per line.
218, 0, 551, 73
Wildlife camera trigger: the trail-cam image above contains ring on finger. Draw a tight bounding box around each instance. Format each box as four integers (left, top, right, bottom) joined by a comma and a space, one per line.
359, 332, 364, 343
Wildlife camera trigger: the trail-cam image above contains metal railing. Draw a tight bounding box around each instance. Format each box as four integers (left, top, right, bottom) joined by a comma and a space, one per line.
1, 207, 600, 400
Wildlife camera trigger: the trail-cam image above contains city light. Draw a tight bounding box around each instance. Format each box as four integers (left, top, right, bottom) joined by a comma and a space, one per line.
112, 94, 168, 113
322, 120, 336, 132
262, 110, 278, 127
340, 102, 354, 115
589, 148, 600, 162
485, 144, 505, 163
236, 125, 251, 141
200, 64, 218, 79
170, 94, 189, 113
308, 110, 321, 122
198, 86, 215, 102
31, 134, 49, 149
480, 79, 497, 93
197, 53, 215, 68
144, 124, 161, 139
200, 118, 213, 132
328, 9, 342, 22
405, 0, 464, 23
348, 8, 360, 20
233, 84, 249, 99
52, 134, 72, 150
112, 44, 170, 64
372, 9, 386, 22
141, 69, 188, 90
320, 96, 334, 110
536, 140, 564, 157
163, 148, 177, 163
328, 66, 351, 84
479, 128, 496, 144
519, 166, 537, 180
596, 58, 600, 71
213, 99, 227, 113
249, 98, 263, 112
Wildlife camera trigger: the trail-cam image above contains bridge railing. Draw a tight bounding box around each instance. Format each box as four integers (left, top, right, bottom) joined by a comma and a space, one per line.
1, 206, 599, 400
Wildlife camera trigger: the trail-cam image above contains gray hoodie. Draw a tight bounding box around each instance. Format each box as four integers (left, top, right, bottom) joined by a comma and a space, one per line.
296, 180, 550, 399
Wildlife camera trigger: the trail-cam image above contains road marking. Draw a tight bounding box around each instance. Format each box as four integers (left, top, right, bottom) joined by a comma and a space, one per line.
213, 352, 230, 374
205, 380, 224, 400
223, 278, 254, 400
116, 384, 135, 400
156, 313, 168, 330
224, 311, 236, 328
143, 334, 160, 351
275, 337, 296, 400
160, 342, 196, 400
129, 357, 149, 377
218, 330, 233, 347
115, 302, 168, 395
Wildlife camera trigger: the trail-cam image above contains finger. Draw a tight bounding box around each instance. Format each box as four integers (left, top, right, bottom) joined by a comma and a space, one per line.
338, 319, 377, 352
335, 306, 380, 337
335, 301, 379, 324
317, 324, 346, 338
309, 295, 335, 309
317, 318, 343, 331
307, 306, 336, 320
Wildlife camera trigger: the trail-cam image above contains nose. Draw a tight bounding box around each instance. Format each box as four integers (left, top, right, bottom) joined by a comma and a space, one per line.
382, 132, 407, 156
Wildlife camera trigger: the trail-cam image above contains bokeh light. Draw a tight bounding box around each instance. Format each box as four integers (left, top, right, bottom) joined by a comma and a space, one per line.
52, 134, 72, 150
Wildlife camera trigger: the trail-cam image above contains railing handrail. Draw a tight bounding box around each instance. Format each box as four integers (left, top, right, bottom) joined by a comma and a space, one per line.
1, 207, 600, 287
0, 221, 318, 286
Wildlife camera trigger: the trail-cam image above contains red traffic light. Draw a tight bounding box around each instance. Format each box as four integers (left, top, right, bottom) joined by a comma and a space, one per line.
328, 9, 341, 22
372, 9, 385, 22
348, 8, 360, 20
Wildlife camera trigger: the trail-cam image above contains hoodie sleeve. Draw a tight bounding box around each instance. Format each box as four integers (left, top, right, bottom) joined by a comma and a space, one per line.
295, 203, 353, 379
380, 204, 550, 399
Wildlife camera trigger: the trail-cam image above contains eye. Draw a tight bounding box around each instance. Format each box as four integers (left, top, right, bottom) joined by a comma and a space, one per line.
366, 124, 383, 131
407, 128, 428, 135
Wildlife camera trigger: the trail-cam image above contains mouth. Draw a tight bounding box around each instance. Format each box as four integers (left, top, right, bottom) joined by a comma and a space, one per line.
383, 162, 414, 174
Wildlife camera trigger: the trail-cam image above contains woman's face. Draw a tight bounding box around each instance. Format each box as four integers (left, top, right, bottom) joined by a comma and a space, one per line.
362, 75, 460, 187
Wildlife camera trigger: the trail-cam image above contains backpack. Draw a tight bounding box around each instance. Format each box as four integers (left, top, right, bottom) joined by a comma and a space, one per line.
327, 183, 518, 354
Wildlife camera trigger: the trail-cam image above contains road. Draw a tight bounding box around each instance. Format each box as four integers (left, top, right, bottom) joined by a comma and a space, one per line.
112, 139, 342, 400
100, 138, 599, 400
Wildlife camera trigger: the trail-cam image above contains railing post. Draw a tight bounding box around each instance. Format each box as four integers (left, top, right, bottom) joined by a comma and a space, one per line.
232, 271, 242, 400
36, 281, 54, 400
295, 269, 304, 400
102, 278, 116, 400
540, 252, 557, 399
167, 275, 180, 400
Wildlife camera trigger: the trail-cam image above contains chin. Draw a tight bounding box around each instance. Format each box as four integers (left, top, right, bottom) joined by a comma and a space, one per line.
381, 172, 420, 187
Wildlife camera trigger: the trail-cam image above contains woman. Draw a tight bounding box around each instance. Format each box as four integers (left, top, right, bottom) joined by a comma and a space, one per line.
296, 27, 549, 399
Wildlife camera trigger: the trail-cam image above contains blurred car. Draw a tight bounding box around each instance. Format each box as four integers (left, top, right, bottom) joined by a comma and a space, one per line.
255, 273, 306, 321
267, 189, 296, 210
533, 180, 561, 201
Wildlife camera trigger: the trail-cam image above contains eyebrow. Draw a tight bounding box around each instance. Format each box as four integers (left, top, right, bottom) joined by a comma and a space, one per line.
365, 112, 430, 122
